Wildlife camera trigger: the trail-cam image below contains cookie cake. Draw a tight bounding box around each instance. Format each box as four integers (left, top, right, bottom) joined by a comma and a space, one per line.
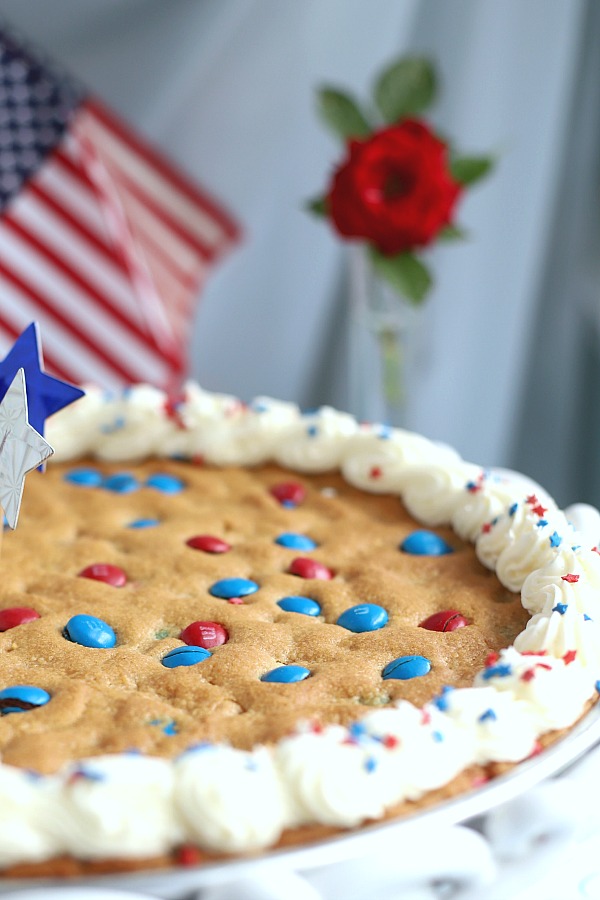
0, 378, 598, 877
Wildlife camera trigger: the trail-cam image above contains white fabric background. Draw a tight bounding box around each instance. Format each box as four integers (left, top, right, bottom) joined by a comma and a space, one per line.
0, 0, 597, 507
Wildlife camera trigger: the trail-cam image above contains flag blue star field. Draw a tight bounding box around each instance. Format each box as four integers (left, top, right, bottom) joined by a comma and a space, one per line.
0, 27, 240, 390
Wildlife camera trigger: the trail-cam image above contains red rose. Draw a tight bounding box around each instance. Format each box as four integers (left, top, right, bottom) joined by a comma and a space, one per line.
327, 119, 462, 255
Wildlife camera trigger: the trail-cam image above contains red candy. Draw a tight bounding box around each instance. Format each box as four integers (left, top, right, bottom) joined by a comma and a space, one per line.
419, 610, 468, 632
270, 482, 306, 506
288, 557, 334, 580
0, 607, 40, 631
176, 844, 203, 867
186, 535, 231, 554
180, 621, 228, 649
78, 563, 127, 588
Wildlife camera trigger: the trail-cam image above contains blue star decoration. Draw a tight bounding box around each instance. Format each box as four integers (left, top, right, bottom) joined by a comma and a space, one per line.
0, 323, 85, 437
0, 368, 54, 529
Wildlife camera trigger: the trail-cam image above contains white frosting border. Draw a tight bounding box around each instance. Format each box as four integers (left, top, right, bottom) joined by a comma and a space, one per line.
0, 382, 598, 867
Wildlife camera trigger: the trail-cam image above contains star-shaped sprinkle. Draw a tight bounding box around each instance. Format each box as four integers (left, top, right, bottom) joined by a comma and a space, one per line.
531, 503, 548, 517
549, 531, 563, 548
563, 650, 577, 665
526, 494, 539, 506
0, 369, 53, 529
552, 602, 568, 615
0, 323, 84, 438
561, 573, 580, 583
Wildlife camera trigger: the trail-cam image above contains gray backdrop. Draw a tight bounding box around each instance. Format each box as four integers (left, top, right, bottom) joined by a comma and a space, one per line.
0, 0, 598, 508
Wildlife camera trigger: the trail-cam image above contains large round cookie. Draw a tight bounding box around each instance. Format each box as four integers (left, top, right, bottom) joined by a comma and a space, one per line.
0, 383, 597, 875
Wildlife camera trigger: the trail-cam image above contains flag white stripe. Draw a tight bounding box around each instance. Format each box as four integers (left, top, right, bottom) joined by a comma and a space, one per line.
12, 190, 146, 329
0, 220, 171, 384
0, 273, 124, 387
80, 109, 227, 246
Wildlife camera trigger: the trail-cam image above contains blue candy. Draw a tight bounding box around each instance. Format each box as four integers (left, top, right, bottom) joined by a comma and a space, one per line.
260, 665, 311, 683
0, 685, 51, 714
382, 655, 431, 680
400, 530, 453, 556
337, 603, 389, 633
146, 473, 185, 494
103, 473, 140, 494
209, 577, 259, 599
128, 518, 161, 529
275, 533, 318, 551
64, 614, 116, 649
162, 645, 212, 668
64, 468, 103, 487
277, 596, 321, 616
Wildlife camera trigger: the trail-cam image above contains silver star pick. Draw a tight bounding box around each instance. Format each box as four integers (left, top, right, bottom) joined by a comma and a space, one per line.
0, 368, 54, 529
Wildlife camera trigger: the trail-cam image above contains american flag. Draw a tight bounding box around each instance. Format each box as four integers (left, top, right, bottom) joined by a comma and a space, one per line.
0, 28, 240, 391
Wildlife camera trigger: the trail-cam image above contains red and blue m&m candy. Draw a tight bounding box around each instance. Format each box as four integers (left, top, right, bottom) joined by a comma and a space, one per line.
180, 621, 228, 649
276, 596, 321, 617
146, 473, 185, 494
0, 685, 51, 715
337, 603, 388, 633
78, 563, 127, 587
400, 531, 453, 556
0, 607, 40, 631
162, 646, 212, 668
419, 610, 468, 632
128, 518, 160, 529
382, 655, 431, 680
288, 558, 333, 580
186, 535, 231, 554
64, 614, 116, 649
260, 665, 311, 683
64, 468, 103, 487
269, 482, 306, 507
103, 473, 140, 494
209, 578, 259, 599
275, 533, 318, 551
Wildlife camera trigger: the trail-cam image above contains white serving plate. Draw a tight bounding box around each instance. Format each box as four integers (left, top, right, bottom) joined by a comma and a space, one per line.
1, 700, 599, 898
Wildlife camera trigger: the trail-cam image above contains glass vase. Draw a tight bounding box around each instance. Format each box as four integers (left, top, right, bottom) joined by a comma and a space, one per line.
348, 246, 419, 428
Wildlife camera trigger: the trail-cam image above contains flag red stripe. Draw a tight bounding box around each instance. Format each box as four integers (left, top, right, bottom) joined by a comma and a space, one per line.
27, 178, 125, 272
0, 259, 141, 383
85, 98, 241, 242
2, 214, 180, 369
53, 144, 98, 192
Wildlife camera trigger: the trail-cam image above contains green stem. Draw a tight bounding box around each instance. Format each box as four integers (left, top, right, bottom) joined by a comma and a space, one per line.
378, 326, 405, 414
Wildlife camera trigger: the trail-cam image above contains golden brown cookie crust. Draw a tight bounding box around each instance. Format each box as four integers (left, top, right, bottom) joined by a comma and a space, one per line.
0, 459, 529, 775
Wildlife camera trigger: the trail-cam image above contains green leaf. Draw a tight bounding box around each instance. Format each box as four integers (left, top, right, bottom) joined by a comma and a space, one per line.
438, 224, 467, 241
369, 248, 433, 305
306, 195, 328, 216
317, 88, 372, 140
450, 155, 494, 186
373, 57, 437, 123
